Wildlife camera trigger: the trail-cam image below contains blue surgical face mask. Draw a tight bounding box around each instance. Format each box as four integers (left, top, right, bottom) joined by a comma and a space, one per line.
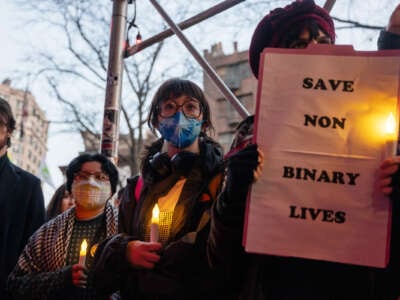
158, 112, 203, 148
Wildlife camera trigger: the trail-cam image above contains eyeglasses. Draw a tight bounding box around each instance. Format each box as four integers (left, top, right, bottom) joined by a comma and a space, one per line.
74, 171, 109, 182
158, 98, 202, 119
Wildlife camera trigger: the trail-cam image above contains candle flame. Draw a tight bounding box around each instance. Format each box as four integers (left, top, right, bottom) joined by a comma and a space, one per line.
151, 203, 160, 224
80, 239, 88, 256
385, 113, 396, 137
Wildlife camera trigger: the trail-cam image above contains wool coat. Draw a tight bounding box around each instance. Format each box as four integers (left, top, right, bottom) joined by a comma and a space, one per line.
0, 154, 45, 300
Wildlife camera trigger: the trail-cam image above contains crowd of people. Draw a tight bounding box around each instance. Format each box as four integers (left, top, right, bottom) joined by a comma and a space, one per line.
1, 0, 400, 299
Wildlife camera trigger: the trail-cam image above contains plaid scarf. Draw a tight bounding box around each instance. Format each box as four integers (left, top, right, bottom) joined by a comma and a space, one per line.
7, 203, 117, 299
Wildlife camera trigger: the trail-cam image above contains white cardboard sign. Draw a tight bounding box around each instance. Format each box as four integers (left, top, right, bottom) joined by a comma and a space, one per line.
244, 45, 400, 268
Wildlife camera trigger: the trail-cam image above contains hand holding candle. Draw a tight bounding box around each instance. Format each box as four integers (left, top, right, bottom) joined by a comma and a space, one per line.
79, 239, 88, 266
150, 204, 160, 243
384, 112, 398, 158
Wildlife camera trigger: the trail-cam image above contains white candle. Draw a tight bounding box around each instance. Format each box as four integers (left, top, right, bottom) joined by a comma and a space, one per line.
79, 239, 88, 266
150, 204, 160, 243
384, 113, 397, 158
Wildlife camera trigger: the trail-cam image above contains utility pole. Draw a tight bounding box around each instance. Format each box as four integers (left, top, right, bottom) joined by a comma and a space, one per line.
102, 0, 335, 163
101, 0, 131, 164
102, 0, 248, 165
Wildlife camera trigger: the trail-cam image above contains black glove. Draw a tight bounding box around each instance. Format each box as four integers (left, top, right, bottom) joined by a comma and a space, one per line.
216, 144, 259, 223
378, 30, 400, 50
389, 167, 400, 266
226, 143, 258, 197
391, 166, 400, 196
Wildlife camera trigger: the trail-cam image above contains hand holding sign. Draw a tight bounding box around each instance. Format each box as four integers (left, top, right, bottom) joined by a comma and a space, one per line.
244, 44, 400, 268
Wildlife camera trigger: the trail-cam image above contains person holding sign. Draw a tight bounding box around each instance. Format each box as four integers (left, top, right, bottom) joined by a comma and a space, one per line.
375, 4, 400, 294
7, 153, 118, 299
91, 78, 230, 299
208, 0, 400, 299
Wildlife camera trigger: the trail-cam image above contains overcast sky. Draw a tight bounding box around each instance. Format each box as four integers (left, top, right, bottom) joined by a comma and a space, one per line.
0, 1, 84, 203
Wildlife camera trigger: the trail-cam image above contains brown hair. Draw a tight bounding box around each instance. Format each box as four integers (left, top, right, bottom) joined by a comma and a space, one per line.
46, 184, 69, 220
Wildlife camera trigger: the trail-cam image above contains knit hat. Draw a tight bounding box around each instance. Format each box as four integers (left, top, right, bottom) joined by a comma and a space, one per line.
249, 0, 335, 78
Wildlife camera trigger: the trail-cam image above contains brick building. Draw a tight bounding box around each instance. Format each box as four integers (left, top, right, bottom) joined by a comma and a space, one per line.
203, 42, 257, 152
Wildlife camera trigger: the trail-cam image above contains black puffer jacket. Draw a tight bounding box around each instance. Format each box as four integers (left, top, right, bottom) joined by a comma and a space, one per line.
93, 136, 231, 299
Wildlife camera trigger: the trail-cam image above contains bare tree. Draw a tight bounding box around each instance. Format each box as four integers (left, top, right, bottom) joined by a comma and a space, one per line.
9, 0, 396, 181
11, 0, 249, 178
11, 0, 184, 178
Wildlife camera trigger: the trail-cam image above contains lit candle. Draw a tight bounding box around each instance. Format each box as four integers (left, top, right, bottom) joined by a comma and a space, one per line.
384, 112, 398, 158
150, 203, 160, 243
79, 239, 88, 266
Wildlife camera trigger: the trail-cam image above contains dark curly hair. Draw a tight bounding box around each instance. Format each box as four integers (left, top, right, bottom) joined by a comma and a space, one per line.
66, 153, 119, 195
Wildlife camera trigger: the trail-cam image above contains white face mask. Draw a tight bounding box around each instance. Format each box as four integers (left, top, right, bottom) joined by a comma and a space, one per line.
72, 177, 111, 210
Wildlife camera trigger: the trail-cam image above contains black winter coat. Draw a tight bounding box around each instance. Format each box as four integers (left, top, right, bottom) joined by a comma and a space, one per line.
0, 154, 45, 299
93, 137, 231, 299
207, 30, 400, 300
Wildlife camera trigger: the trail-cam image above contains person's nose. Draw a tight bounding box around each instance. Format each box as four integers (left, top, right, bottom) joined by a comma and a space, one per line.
176, 104, 184, 113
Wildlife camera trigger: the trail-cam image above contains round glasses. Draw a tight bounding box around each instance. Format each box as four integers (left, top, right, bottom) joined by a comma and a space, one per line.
74, 171, 109, 182
158, 98, 202, 119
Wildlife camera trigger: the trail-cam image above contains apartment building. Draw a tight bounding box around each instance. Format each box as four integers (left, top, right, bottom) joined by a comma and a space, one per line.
0, 79, 49, 175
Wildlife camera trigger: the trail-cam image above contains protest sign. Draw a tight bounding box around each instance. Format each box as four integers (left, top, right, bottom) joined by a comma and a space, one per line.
244, 45, 400, 268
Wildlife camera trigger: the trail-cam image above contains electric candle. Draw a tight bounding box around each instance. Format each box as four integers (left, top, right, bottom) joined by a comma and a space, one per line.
79, 239, 88, 266
384, 112, 397, 158
150, 203, 160, 243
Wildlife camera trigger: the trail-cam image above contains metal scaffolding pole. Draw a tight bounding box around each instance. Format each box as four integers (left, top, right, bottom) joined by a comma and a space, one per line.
101, 0, 130, 163
125, 0, 245, 57
101, 0, 333, 162
149, 0, 250, 119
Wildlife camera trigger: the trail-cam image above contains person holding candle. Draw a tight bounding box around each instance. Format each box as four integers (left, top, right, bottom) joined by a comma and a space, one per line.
207, 1, 400, 299
92, 78, 230, 299
0, 97, 46, 300
7, 153, 119, 299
